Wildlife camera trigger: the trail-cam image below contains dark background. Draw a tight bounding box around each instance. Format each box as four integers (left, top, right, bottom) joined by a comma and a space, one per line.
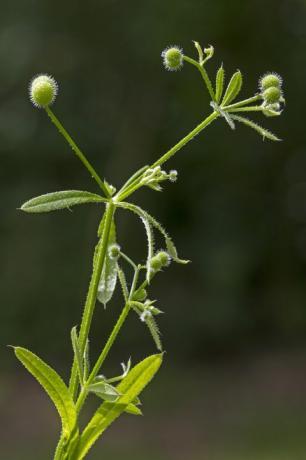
1, 0, 306, 458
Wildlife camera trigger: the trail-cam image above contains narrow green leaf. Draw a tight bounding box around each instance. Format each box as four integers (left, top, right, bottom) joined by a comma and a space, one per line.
144, 315, 162, 351
117, 264, 129, 302
125, 403, 143, 416
21, 190, 106, 213
119, 202, 189, 265
83, 339, 90, 382
221, 70, 243, 106
71, 327, 84, 386
14, 347, 77, 439
97, 220, 118, 306
165, 237, 189, 264
88, 382, 120, 402
231, 114, 281, 141
74, 354, 163, 460
193, 40, 204, 63
103, 180, 116, 196
215, 65, 225, 104
140, 216, 155, 283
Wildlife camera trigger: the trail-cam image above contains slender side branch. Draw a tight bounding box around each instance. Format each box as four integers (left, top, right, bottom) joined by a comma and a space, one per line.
116, 111, 218, 201
222, 95, 261, 110
46, 107, 110, 197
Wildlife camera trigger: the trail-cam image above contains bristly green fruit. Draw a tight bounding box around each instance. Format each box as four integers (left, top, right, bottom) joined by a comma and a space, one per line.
162, 46, 183, 71
29, 74, 58, 108
260, 73, 282, 90
156, 250, 171, 267
262, 86, 281, 104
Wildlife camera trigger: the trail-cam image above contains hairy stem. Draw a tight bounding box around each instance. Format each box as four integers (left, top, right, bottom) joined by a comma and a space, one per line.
69, 201, 116, 399
45, 107, 109, 197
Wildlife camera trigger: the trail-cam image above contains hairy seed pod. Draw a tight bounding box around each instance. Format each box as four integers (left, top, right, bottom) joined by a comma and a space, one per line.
262, 86, 281, 104
156, 251, 171, 267
162, 46, 183, 71
150, 255, 163, 271
259, 73, 282, 91
29, 74, 58, 108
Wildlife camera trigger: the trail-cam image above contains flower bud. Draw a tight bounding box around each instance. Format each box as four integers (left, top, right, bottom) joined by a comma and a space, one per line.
162, 46, 183, 71
29, 74, 58, 108
259, 73, 282, 91
169, 170, 178, 182
108, 244, 121, 260
262, 86, 281, 104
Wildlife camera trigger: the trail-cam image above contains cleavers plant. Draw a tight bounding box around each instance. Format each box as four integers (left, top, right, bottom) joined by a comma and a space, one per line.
14, 41, 285, 459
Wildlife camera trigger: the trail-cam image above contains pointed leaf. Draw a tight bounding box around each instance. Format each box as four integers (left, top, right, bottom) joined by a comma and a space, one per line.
97, 220, 118, 306
193, 40, 204, 63
88, 382, 120, 402
74, 354, 163, 460
215, 65, 225, 104
125, 403, 143, 416
83, 339, 90, 382
140, 216, 155, 283
144, 315, 162, 351
21, 190, 106, 213
117, 265, 129, 302
14, 347, 77, 439
222, 70, 243, 106
119, 202, 189, 265
231, 114, 281, 141
71, 327, 84, 386
165, 237, 189, 264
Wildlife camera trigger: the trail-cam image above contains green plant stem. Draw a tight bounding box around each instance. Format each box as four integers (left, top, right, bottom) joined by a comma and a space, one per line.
222, 94, 261, 110
69, 201, 116, 399
76, 268, 140, 414
228, 106, 264, 113
116, 111, 218, 201
76, 301, 132, 413
183, 55, 215, 101
45, 107, 110, 197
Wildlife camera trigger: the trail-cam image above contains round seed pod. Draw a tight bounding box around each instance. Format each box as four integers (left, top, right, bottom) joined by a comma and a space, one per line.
29, 74, 58, 108
150, 255, 163, 271
262, 86, 281, 104
260, 73, 282, 91
156, 251, 171, 267
162, 46, 183, 71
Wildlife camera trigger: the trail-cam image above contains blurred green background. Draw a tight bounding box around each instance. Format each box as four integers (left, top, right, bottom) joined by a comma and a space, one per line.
1, 0, 306, 458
